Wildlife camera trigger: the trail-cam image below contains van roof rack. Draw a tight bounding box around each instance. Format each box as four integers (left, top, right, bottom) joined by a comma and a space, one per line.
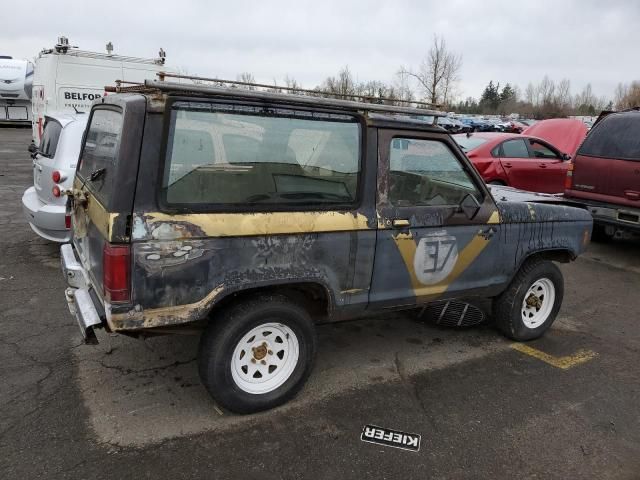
140, 73, 446, 120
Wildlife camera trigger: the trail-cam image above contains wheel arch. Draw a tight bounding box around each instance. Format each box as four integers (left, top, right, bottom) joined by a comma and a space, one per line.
509, 248, 575, 284
206, 280, 334, 324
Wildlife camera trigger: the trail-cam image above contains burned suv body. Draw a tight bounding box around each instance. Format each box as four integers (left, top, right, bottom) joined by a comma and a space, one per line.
61, 81, 592, 413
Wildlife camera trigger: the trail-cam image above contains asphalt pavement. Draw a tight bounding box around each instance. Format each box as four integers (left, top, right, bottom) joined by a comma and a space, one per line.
1, 127, 639, 479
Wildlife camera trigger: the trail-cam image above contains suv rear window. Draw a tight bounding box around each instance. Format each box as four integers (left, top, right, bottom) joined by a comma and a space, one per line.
163, 102, 361, 208
39, 120, 62, 158
578, 112, 640, 161
78, 108, 123, 204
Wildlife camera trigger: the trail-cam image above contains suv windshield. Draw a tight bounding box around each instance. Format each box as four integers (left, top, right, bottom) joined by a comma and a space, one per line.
39, 120, 62, 158
163, 102, 361, 207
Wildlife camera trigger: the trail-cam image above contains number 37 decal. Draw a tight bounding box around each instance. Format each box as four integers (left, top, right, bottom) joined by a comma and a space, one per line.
413, 235, 459, 285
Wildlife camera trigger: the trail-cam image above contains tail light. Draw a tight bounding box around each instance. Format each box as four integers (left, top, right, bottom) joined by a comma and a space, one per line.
52, 170, 66, 183
65, 214, 71, 229
564, 162, 574, 190
52, 185, 61, 197
103, 244, 131, 303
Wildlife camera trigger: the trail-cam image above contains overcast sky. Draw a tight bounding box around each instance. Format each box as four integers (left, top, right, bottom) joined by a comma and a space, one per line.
3, 0, 638, 101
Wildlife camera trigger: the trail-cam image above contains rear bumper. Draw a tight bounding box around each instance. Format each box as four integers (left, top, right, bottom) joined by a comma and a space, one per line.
61, 243, 103, 344
568, 197, 640, 232
22, 186, 71, 242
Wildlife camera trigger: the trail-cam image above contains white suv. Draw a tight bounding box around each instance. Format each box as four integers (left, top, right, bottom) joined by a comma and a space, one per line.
22, 114, 87, 242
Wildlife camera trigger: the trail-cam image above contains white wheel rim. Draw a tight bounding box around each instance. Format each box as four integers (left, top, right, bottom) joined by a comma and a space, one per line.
231, 322, 299, 395
521, 278, 556, 329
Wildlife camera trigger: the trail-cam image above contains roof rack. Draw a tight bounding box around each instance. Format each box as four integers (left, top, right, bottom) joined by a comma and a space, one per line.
141, 73, 446, 120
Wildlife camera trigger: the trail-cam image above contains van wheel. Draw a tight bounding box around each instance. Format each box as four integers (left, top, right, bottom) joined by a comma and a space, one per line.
493, 258, 564, 341
198, 294, 317, 414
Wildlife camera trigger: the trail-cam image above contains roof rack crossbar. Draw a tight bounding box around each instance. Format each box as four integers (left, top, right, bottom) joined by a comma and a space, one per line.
157, 72, 441, 109
144, 78, 446, 119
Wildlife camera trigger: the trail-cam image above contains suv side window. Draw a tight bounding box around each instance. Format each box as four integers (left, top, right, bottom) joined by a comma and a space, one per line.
389, 138, 481, 207
501, 139, 529, 158
163, 102, 361, 207
77, 108, 123, 205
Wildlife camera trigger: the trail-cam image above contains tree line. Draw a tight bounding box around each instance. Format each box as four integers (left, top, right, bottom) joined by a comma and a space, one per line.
232, 35, 638, 119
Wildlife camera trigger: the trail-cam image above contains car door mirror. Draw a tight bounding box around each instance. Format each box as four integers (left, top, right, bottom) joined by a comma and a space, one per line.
28, 142, 38, 157
562, 153, 571, 161
460, 193, 481, 220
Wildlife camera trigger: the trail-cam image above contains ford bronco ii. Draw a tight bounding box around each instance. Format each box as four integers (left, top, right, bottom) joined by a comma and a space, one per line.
61, 80, 592, 413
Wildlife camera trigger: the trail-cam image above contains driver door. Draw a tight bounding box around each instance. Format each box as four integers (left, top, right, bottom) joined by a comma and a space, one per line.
369, 129, 505, 308
526, 139, 568, 193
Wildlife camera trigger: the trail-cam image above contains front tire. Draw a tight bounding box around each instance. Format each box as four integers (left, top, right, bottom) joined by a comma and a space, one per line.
198, 294, 317, 414
493, 258, 564, 341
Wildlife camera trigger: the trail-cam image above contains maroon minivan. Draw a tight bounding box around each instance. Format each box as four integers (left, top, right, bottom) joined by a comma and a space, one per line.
565, 109, 640, 240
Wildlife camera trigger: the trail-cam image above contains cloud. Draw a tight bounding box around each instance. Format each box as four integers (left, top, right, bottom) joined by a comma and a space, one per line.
2, 0, 637, 100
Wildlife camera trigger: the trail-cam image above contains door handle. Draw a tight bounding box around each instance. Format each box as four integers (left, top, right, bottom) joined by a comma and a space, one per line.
479, 227, 497, 239
503, 163, 513, 168
538, 164, 547, 168
392, 219, 410, 228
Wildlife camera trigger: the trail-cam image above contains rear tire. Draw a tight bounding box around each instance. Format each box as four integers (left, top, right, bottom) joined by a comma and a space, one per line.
493, 257, 564, 341
198, 294, 317, 414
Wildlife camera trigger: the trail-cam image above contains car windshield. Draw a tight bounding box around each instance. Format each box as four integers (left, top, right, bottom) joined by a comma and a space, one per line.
454, 134, 489, 151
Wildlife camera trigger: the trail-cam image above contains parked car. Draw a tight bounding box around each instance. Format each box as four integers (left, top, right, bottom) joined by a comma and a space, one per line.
461, 117, 494, 132
61, 82, 592, 414
503, 120, 528, 133
434, 115, 462, 133
565, 109, 640, 240
523, 119, 588, 157
450, 117, 473, 133
22, 114, 87, 242
454, 131, 578, 193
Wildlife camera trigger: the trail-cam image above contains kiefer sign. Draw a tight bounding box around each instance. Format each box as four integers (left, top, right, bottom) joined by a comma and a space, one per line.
360, 424, 421, 452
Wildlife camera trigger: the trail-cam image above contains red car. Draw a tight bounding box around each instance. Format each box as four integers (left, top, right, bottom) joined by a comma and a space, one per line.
455, 119, 587, 194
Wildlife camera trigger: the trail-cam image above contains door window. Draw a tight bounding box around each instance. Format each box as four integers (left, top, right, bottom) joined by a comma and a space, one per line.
528, 140, 559, 159
501, 139, 529, 158
389, 138, 481, 207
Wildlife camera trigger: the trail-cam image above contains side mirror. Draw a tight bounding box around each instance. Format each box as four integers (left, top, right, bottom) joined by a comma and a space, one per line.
562, 153, 571, 161
28, 142, 37, 154
460, 193, 481, 220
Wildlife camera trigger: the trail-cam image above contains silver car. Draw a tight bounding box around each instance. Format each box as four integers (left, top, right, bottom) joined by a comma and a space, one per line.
22, 114, 87, 242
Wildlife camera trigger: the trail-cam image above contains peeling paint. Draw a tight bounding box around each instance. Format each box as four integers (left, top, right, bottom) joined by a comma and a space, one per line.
135, 211, 371, 240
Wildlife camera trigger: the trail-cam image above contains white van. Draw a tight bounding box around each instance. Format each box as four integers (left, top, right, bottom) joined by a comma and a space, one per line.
32, 36, 171, 145
0, 56, 33, 125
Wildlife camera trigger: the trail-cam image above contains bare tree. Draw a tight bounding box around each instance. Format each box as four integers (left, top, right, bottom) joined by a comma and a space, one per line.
284, 75, 301, 94
440, 51, 463, 106
538, 75, 556, 106
615, 81, 640, 109
393, 70, 415, 103
400, 35, 462, 106
555, 78, 572, 112
321, 66, 357, 98
236, 72, 256, 90
525, 82, 537, 106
